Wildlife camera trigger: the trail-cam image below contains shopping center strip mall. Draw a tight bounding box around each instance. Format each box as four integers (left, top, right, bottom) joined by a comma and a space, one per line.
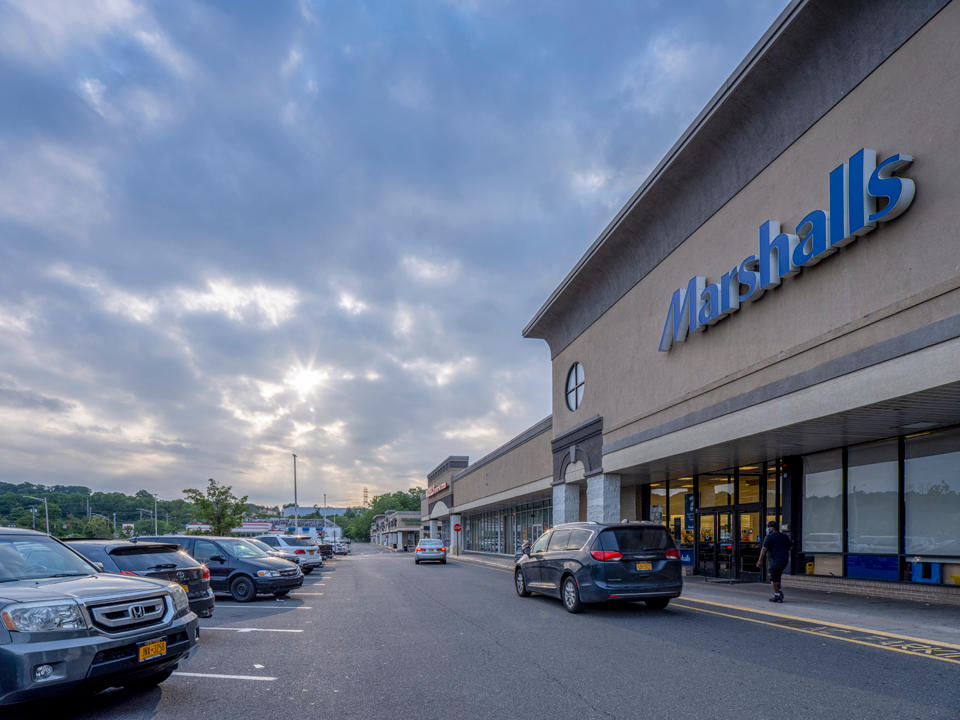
414, 0, 960, 603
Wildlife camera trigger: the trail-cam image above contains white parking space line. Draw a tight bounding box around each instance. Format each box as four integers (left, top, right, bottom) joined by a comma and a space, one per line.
173, 672, 276, 681
293, 592, 324, 596
214, 605, 313, 610
201, 627, 304, 633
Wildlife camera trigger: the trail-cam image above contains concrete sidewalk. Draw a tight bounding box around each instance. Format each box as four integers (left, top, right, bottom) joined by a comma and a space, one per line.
451, 551, 960, 647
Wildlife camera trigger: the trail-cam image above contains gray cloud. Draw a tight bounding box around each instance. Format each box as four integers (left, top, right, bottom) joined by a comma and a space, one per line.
0, 0, 788, 505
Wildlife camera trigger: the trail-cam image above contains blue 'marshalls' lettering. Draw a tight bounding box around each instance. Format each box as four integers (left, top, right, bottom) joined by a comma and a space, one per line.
658, 148, 915, 352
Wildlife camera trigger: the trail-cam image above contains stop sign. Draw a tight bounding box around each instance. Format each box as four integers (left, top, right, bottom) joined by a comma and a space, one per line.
454, 523, 462, 532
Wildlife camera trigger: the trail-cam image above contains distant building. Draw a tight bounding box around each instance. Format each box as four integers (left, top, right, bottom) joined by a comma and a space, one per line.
370, 510, 420, 550
280, 506, 347, 518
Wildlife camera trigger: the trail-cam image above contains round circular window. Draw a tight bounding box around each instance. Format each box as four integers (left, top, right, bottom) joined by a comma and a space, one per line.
565, 362, 584, 411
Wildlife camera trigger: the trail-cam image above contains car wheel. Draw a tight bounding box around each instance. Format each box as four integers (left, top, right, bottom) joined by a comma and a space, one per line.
303, 567, 313, 575
562, 576, 583, 613
644, 597, 670, 610
230, 575, 256, 603
415, 559, 420, 564
440, 559, 446, 565
514, 569, 530, 597
123, 668, 174, 691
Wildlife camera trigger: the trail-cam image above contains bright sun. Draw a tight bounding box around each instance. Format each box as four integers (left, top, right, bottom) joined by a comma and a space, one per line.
284, 365, 329, 399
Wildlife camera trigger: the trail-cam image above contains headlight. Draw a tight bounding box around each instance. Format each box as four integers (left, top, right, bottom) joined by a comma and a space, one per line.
1, 601, 87, 632
256, 570, 281, 578
167, 584, 190, 615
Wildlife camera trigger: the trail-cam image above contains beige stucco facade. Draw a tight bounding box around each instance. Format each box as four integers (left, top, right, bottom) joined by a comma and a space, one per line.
551, 2, 960, 462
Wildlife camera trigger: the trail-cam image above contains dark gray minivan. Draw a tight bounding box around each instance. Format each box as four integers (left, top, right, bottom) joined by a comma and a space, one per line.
514, 522, 683, 613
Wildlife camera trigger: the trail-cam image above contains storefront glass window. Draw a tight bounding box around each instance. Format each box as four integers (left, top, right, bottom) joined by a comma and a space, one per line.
738, 466, 762, 504
700, 472, 733, 507
802, 449, 842, 552
905, 427, 960, 556
668, 477, 695, 546
650, 482, 667, 525
847, 439, 898, 554
766, 463, 779, 515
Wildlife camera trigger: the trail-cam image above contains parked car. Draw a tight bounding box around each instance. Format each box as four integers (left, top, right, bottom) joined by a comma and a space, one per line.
414, 539, 447, 565
315, 542, 334, 560
514, 522, 683, 613
333, 542, 350, 555
67, 539, 215, 618
0, 528, 198, 705
246, 538, 302, 566
139, 536, 302, 602
255, 536, 323, 573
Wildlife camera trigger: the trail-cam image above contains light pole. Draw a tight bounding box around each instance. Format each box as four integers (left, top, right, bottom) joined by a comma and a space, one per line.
292, 453, 299, 535
154, 494, 158, 535
24, 495, 49, 535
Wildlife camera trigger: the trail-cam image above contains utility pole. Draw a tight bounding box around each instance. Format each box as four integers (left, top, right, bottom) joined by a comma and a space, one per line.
24, 496, 49, 535
292, 453, 299, 535
113, 512, 117, 538
154, 494, 158, 535
323, 492, 327, 542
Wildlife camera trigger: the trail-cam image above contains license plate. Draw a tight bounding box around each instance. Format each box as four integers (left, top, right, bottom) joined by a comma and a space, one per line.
138, 639, 167, 663
309, 550, 315, 554
636, 562, 653, 571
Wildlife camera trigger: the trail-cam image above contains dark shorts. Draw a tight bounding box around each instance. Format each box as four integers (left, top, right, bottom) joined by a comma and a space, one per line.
769, 564, 785, 582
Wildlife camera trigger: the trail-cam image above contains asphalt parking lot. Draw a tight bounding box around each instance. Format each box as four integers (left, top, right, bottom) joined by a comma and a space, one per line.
7, 543, 958, 720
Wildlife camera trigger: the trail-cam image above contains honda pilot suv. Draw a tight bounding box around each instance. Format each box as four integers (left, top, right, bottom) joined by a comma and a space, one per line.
514, 522, 682, 613
0, 528, 198, 705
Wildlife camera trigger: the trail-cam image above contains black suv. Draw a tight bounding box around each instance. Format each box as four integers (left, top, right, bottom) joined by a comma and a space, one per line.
67, 539, 215, 618
139, 536, 302, 602
514, 522, 683, 613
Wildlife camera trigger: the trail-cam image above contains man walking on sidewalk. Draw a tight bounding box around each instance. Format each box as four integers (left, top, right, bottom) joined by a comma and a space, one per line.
757, 520, 792, 602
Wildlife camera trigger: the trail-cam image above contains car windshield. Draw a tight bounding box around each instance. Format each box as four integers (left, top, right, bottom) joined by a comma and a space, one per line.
219, 539, 269, 558
598, 527, 671, 551
247, 539, 275, 553
0, 535, 96, 582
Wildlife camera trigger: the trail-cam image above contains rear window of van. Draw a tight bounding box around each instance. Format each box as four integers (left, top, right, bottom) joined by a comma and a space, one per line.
597, 527, 671, 551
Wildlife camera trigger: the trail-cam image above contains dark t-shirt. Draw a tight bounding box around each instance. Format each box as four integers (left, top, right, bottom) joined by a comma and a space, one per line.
762, 531, 792, 567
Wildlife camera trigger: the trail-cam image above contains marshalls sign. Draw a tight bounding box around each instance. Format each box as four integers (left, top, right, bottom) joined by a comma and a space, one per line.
658, 148, 916, 352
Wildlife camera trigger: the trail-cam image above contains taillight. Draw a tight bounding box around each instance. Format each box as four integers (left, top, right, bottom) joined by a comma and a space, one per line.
201, 565, 211, 580
295, 549, 306, 554
665, 548, 681, 560
439, 547, 446, 552
591, 551, 623, 562
120, 570, 139, 576
416, 547, 423, 552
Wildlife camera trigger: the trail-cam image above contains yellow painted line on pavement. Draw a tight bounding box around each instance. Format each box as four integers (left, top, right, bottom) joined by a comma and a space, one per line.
673, 601, 960, 666
678, 597, 960, 649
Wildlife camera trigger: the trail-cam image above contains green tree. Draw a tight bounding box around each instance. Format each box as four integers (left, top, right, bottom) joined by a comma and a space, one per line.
182, 478, 247, 536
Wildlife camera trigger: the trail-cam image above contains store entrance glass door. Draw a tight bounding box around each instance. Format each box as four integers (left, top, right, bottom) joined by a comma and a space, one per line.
697, 511, 733, 578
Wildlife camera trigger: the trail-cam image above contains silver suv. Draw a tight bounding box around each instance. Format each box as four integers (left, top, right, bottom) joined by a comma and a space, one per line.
255, 535, 324, 573
0, 528, 199, 705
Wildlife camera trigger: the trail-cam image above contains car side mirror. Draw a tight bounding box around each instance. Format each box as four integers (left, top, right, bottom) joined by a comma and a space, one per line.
92, 561, 104, 572
210, 555, 226, 563
522, 543, 531, 556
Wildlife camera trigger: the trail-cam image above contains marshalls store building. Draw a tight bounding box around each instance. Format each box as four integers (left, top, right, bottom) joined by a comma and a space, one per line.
420, 0, 960, 600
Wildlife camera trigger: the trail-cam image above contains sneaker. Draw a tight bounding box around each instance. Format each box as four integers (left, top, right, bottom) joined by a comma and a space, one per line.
769, 595, 779, 602
776, 593, 784, 603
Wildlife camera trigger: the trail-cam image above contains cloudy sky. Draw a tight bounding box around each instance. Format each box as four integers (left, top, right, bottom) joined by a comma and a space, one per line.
0, 0, 787, 507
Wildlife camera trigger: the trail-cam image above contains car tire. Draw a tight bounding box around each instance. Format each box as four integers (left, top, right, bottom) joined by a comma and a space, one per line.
562, 576, 583, 613
415, 559, 420, 564
230, 575, 256, 603
644, 598, 670, 610
515, 569, 530, 597
303, 567, 313, 575
123, 668, 174, 691
441, 559, 446, 565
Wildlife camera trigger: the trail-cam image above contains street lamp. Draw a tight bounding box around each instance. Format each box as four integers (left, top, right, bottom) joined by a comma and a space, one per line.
24, 495, 49, 535
292, 453, 299, 534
